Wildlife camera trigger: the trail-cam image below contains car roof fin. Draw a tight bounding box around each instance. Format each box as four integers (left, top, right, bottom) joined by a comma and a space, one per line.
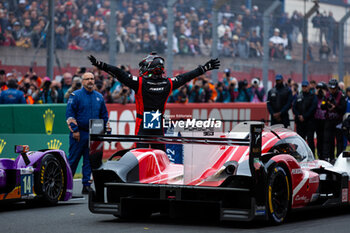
270, 129, 281, 139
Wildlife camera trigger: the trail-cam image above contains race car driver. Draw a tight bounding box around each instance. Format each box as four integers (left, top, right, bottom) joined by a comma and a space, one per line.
88, 52, 220, 150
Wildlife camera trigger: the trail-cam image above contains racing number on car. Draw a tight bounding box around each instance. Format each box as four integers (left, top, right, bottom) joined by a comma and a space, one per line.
21, 174, 33, 195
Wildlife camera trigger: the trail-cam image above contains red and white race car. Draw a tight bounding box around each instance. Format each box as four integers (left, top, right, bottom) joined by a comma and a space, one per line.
88, 120, 350, 224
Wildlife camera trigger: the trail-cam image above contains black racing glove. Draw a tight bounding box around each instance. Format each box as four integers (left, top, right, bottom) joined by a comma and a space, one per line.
87, 55, 105, 70
201, 58, 220, 73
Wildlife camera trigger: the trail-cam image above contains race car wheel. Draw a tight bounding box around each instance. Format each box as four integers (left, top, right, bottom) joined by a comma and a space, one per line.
35, 154, 65, 205
267, 165, 291, 224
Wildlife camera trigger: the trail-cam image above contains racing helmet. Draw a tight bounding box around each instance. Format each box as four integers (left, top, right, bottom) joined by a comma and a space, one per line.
139, 52, 165, 78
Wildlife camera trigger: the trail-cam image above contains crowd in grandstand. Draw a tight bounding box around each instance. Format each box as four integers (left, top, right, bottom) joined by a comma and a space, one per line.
0, 0, 339, 60
0, 66, 268, 104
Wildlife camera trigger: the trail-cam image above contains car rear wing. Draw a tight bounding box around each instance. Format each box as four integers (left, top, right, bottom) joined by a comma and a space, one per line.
89, 119, 264, 177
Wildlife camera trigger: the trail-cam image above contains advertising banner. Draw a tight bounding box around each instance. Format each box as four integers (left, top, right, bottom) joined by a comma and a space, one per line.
0, 103, 269, 161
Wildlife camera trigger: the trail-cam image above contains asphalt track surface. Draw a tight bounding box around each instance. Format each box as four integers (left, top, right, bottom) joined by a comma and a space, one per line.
1, 180, 350, 233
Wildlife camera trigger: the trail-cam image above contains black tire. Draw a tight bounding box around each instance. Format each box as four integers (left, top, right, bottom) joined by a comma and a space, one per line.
267, 164, 291, 224
35, 154, 65, 205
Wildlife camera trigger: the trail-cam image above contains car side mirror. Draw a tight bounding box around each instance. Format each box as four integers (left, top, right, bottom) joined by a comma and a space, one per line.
15, 145, 29, 153
343, 151, 350, 158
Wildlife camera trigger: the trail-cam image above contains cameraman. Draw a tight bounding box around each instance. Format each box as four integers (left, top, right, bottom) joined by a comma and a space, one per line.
322, 79, 346, 163
64, 76, 82, 101
249, 77, 265, 102
292, 81, 318, 153
32, 77, 59, 103
112, 85, 133, 104
313, 82, 328, 159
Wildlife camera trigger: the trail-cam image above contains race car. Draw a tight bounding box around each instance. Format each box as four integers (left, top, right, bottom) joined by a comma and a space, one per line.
88, 120, 350, 224
0, 145, 73, 204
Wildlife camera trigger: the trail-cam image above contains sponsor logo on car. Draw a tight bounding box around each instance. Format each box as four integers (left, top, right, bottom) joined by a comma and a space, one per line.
309, 176, 319, 184
295, 195, 310, 203
291, 168, 303, 174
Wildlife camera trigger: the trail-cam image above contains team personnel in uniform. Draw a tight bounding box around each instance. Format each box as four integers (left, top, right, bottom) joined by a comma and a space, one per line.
0, 79, 26, 104
267, 74, 293, 128
322, 79, 346, 163
66, 72, 109, 194
313, 82, 328, 159
292, 80, 318, 153
87, 53, 220, 150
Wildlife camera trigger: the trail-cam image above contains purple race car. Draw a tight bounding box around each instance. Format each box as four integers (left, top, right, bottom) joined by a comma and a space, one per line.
0, 145, 73, 204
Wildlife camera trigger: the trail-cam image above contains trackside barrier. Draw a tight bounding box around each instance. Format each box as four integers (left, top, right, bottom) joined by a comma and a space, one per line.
0, 103, 270, 160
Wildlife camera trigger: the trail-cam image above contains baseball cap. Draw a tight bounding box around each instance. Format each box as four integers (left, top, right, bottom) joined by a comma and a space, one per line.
224, 68, 230, 73
275, 74, 283, 80
43, 77, 51, 82
301, 80, 309, 86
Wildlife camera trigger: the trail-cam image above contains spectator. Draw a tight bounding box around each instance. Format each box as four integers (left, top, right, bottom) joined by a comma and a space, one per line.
248, 42, 258, 58
323, 79, 346, 163
0, 26, 16, 46
215, 82, 230, 103
309, 80, 317, 94
269, 28, 283, 45
0, 79, 26, 104
274, 44, 285, 59
312, 11, 322, 39
189, 79, 204, 103
228, 79, 238, 102
313, 82, 328, 159
249, 78, 265, 102
55, 26, 68, 49
32, 77, 59, 103
68, 38, 83, 50
12, 21, 22, 41
236, 80, 251, 102
292, 81, 318, 153
175, 86, 189, 103
236, 34, 249, 59
267, 74, 293, 128
0, 70, 7, 92
249, 29, 262, 56
202, 80, 216, 103
31, 24, 43, 48
16, 19, 32, 48
218, 17, 231, 39
64, 76, 82, 101
319, 11, 328, 44
319, 41, 331, 61
112, 85, 132, 104
61, 72, 73, 100
76, 31, 91, 50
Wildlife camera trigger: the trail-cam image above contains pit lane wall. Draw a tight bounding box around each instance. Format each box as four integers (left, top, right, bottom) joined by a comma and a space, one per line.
0, 103, 269, 160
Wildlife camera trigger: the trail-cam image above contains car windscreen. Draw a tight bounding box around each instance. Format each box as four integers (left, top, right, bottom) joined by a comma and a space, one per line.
269, 136, 314, 162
